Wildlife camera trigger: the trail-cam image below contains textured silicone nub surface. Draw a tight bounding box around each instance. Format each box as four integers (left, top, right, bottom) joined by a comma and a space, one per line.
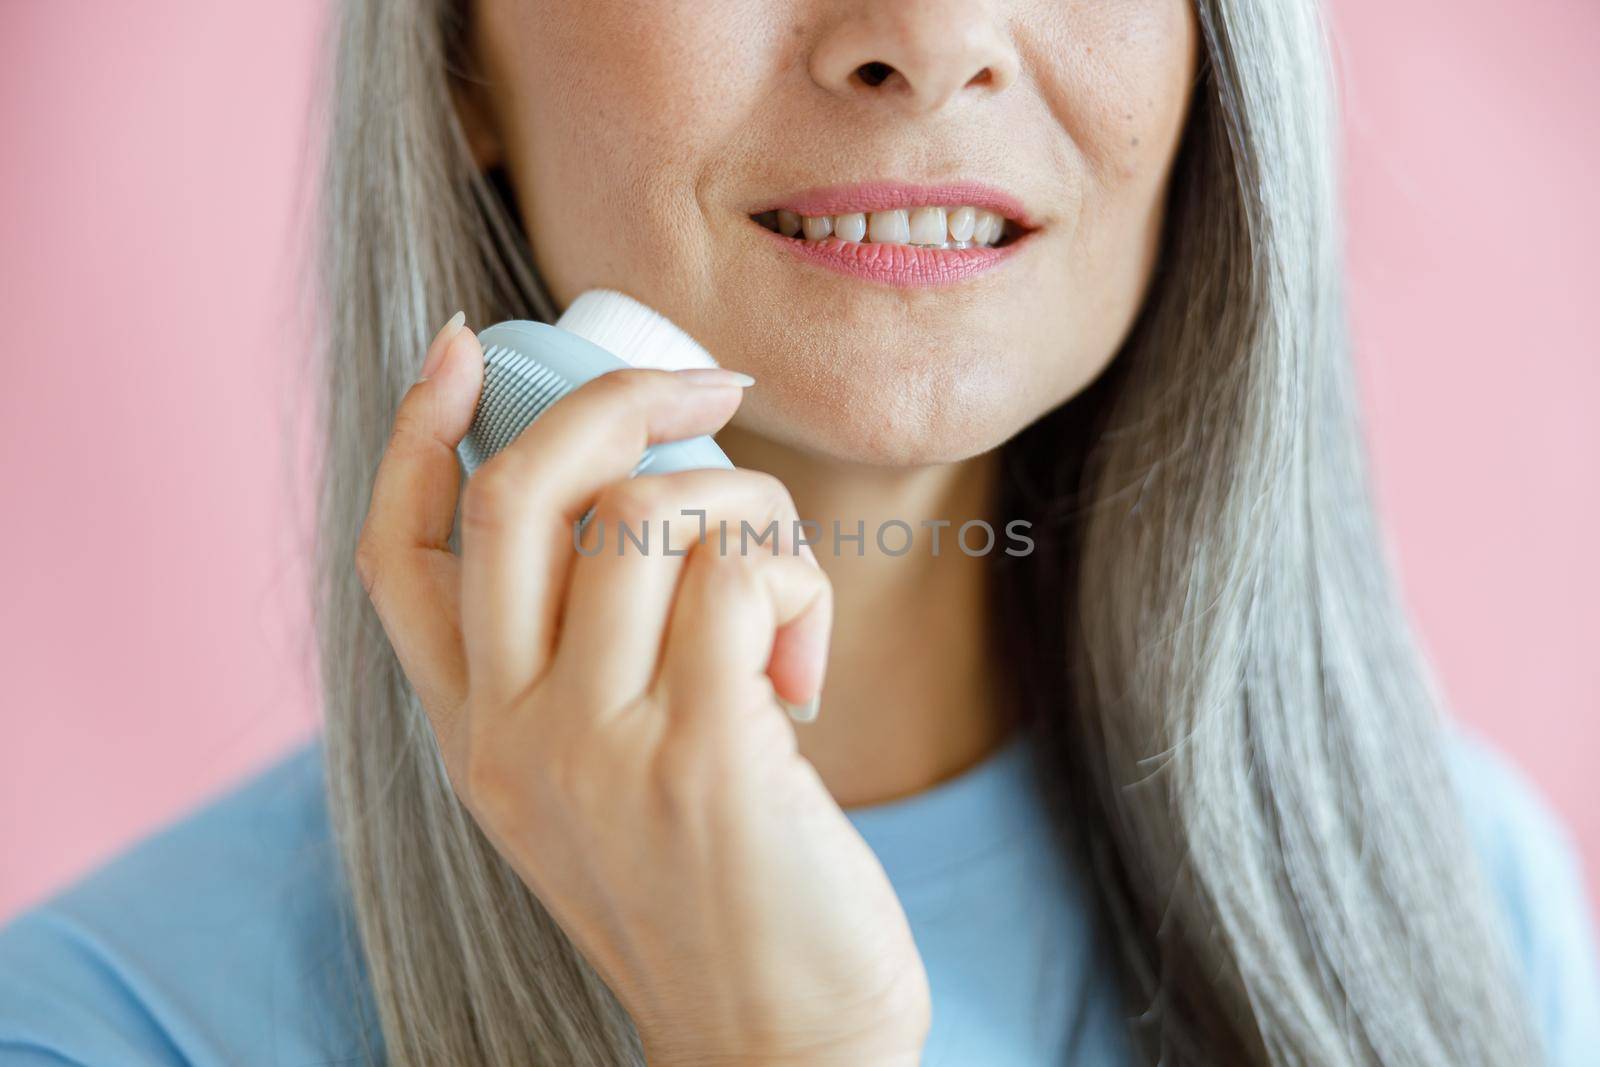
457, 340, 571, 473
456, 293, 734, 478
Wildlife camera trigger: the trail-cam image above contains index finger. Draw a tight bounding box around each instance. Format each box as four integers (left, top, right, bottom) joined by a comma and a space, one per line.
457, 366, 752, 707
356, 318, 485, 723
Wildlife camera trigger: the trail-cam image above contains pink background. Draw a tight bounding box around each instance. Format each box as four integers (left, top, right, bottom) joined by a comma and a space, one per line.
1, 1, 1595, 921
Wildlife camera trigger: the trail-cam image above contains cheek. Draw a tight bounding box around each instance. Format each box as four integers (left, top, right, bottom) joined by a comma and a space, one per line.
1040, 0, 1198, 180
479, 0, 777, 301
1027, 0, 1199, 377
1053, 1, 1198, 244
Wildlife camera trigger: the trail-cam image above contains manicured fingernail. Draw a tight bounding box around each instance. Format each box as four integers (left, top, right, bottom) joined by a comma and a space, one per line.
420, 311, 466, 379
779, 695, 820, 723
673, 367, 755, 388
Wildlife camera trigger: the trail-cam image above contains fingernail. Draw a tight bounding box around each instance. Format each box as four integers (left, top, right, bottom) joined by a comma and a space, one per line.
420, 311, 466, 379
673, 367, 755, 388
779, 695, 820, 724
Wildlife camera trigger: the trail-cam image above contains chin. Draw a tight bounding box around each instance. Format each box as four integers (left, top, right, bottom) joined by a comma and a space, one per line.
733, 347, 1054, 468
685, 293, 1111, 468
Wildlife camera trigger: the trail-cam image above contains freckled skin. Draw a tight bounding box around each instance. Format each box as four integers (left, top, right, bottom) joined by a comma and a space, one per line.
461, 1, 1199, 467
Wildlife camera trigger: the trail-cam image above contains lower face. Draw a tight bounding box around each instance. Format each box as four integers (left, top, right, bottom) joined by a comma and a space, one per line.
467, 1, 1200, 466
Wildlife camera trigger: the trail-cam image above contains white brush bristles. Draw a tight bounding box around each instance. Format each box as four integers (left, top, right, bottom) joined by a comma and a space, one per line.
554, 289, 721, 371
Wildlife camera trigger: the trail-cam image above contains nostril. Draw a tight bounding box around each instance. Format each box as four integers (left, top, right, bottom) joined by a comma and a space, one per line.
965, 67, 994, 89
855, 61, 895, 87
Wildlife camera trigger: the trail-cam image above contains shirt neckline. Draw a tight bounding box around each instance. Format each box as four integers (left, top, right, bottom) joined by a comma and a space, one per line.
840, 728, 1043, 886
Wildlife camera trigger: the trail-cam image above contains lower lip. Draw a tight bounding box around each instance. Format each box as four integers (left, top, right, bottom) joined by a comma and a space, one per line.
755, 226, 1023, 288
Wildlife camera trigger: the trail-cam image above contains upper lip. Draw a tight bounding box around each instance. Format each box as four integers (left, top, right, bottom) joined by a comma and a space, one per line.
749, 181, 1039, 230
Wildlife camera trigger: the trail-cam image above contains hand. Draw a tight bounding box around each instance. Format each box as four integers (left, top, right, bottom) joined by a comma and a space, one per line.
355, 317, 931, 1067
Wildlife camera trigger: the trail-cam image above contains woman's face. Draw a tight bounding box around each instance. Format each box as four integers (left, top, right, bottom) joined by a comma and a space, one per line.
464, 0, 1199, 466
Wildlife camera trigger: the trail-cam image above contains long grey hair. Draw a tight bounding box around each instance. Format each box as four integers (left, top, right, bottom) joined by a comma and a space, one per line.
312, 0, 1542, 1063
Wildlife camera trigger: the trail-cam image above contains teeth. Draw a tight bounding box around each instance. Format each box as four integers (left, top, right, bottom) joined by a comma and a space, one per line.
973, 211, 999, 245
908, 206, 947, 245
969, 213, 988, 245
867, 210, 910, 244
948, 206, 976, 242
755, 204, 1010, 249
834, 212, 867, 243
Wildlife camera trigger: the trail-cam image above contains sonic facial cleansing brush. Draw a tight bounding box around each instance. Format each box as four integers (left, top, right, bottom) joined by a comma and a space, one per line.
457, 289, 735, 477
455, 290, 819, 722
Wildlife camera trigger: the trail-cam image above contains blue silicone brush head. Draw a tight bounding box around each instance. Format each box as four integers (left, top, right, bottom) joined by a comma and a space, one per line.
457, 290, 734, 477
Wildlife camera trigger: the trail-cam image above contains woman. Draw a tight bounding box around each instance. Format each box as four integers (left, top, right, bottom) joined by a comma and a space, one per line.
2, 0, 1596, 1064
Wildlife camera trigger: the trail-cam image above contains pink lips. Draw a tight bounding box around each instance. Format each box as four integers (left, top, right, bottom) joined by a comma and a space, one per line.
760, 232, 1014, 287
751, 181, 1035, 289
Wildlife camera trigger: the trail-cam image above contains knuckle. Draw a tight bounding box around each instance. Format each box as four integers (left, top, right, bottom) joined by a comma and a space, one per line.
523, 703, 603, 807
585, 366, 656, 398
649, 734, 717, 811
542, 736, 607, 815
592, 371, 665, 452
388, 397, 426, 443
353, 530, 383, 598
460, 465, 520, 533
742, 469, 792, 512
385, 394, 438, 458
690, 540, 762, 593
461, 741, 520, 825
815, 565, 836, 601
577, 367, 658, 418
593, 476, 670, 529
732, 470, 800, 551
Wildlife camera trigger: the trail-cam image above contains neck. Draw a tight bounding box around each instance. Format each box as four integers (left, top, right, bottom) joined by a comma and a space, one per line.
715, 426, 1017, 808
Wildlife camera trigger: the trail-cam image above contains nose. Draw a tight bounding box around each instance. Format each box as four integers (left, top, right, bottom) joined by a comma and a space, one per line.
809, 0, 1019, 114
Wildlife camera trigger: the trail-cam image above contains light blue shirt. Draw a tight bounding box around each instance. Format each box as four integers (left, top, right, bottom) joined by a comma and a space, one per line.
1, 726, 1596, 1065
